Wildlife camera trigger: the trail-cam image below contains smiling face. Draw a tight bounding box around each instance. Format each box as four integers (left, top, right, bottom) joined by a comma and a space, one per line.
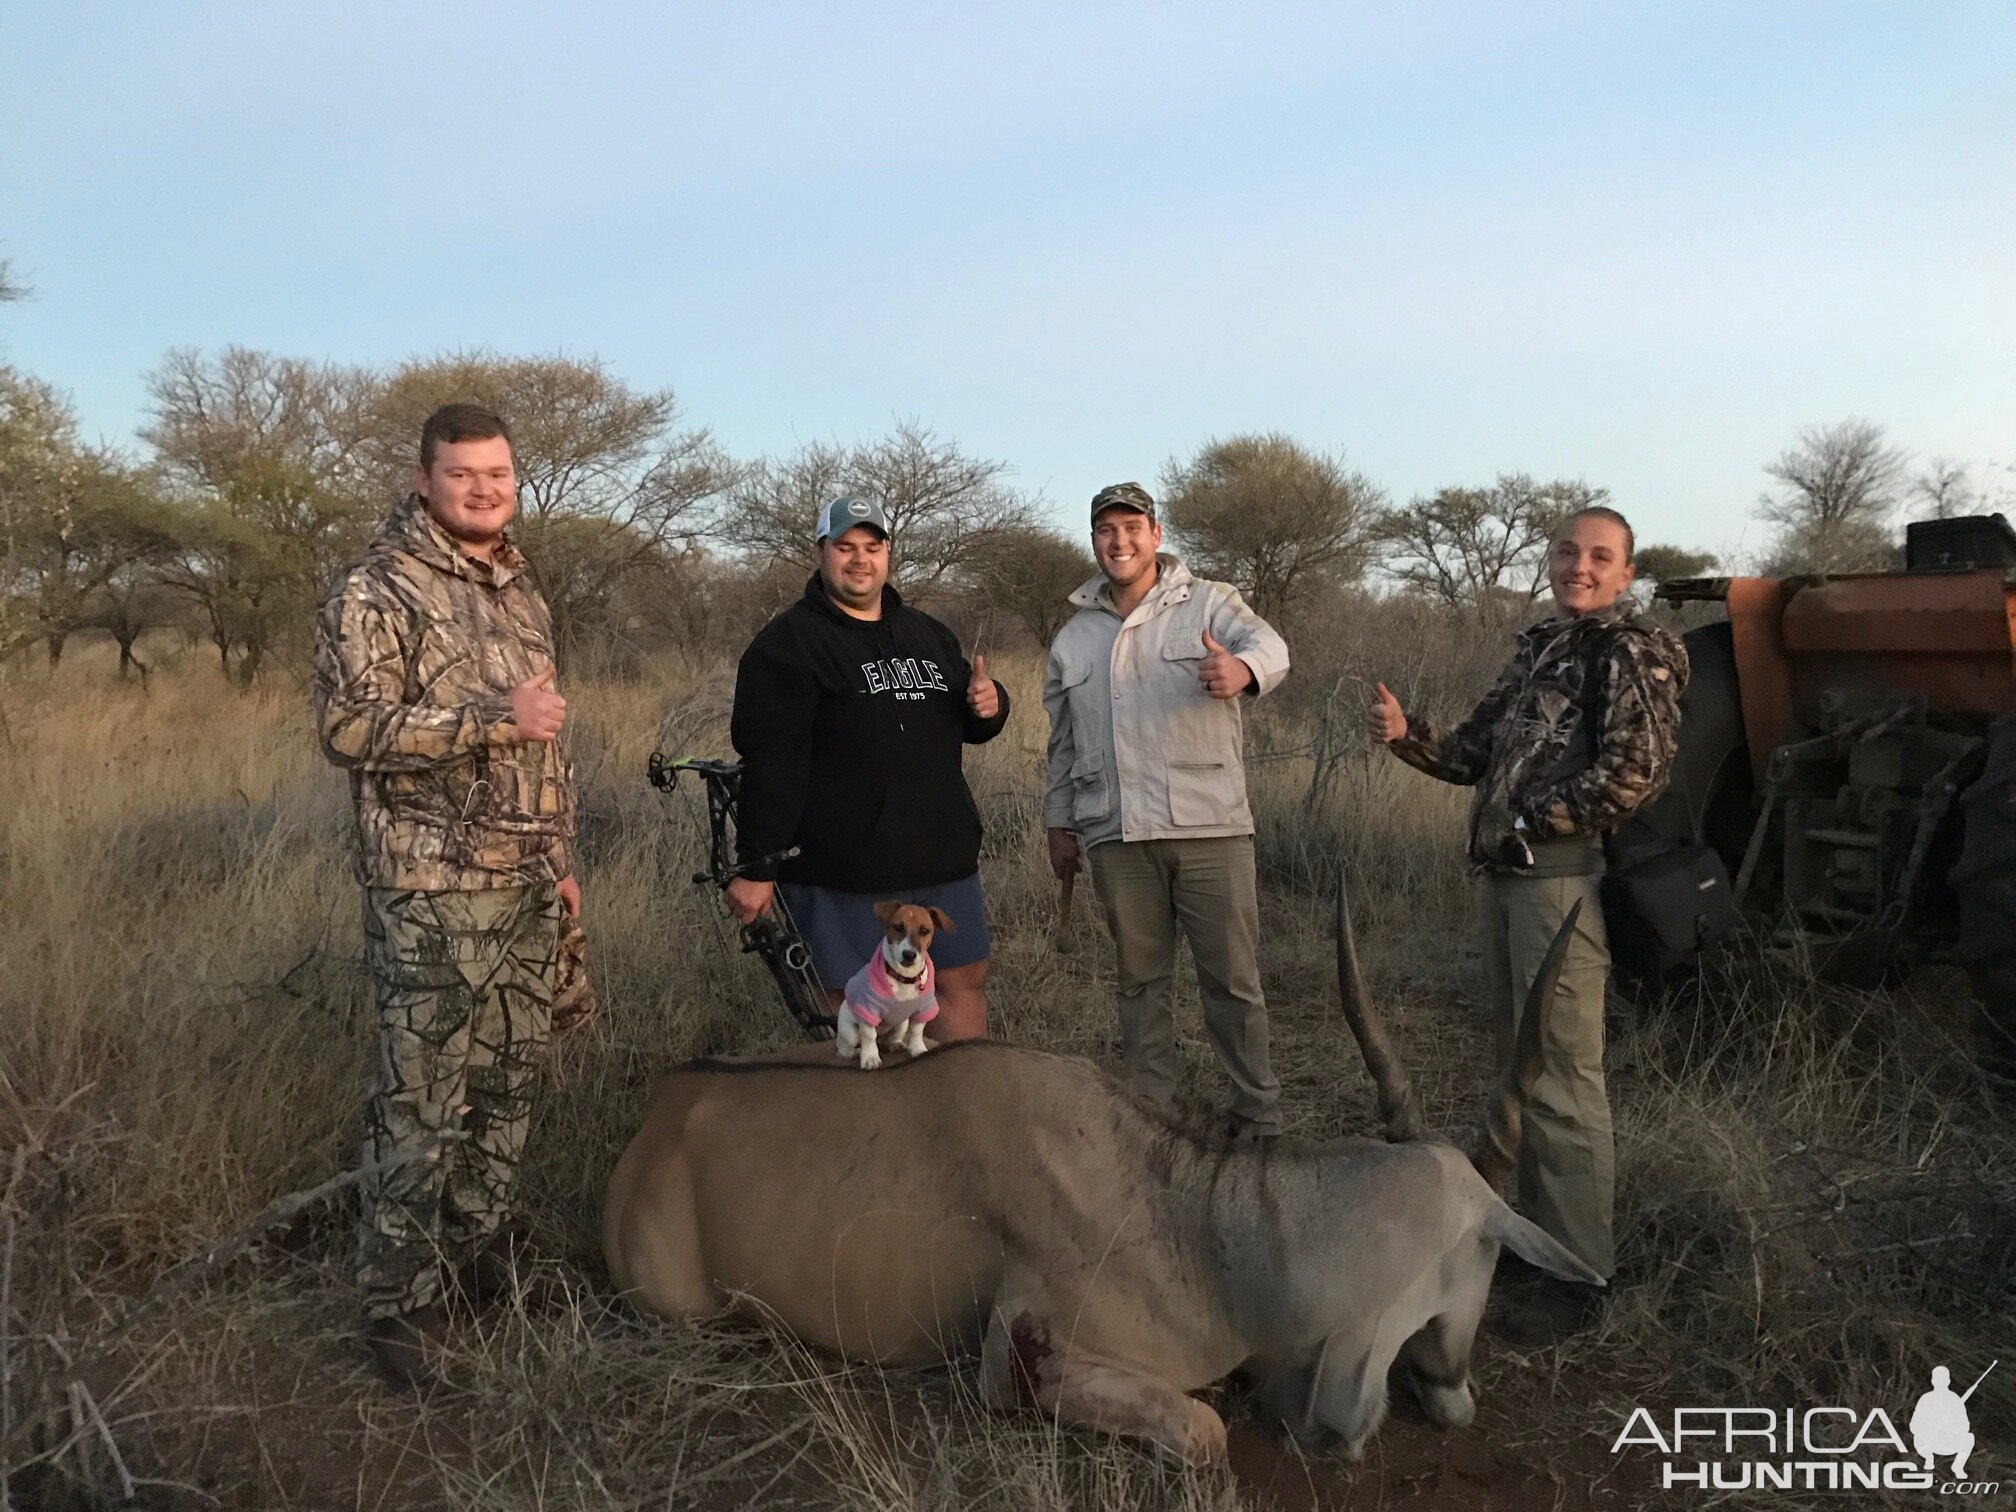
415, 436, 518, 559
820, 525, 890, 616
1092, 508, 1162, 593
1548, 513, 1636, 617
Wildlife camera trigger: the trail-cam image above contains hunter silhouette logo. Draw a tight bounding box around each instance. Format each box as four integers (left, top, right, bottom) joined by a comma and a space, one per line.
1911, 1363, 1993, 1481
1611, 1360, 1999, 1494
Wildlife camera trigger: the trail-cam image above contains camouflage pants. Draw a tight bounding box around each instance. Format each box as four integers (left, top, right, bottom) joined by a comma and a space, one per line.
358, 884, 561, 1320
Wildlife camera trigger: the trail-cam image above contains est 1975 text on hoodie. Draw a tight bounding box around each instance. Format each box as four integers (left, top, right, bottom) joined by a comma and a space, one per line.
730, 575, 1011, 894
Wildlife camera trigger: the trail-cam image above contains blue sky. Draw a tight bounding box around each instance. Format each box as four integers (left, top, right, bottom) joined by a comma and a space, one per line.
5, 2, 2012, 563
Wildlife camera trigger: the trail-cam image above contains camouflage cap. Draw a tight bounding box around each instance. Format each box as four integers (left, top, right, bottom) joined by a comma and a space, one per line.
815, 495, 890, 542
1090, 482, 1156, 524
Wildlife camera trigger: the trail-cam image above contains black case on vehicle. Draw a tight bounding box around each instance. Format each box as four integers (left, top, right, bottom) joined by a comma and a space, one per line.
1602, 841, 1739, 977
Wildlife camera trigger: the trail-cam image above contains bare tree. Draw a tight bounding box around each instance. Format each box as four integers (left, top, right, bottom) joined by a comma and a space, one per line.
1159, 433, 1384, 623
713, 439, 850, 573
1911, 458, 1977, 521
1756, 419, 1906, 573
145, 346, 377, 507
362, 352, 732, 652
960, 525, 1096, 646
1377, 474, 1607, 613
715, 421, 1037, 597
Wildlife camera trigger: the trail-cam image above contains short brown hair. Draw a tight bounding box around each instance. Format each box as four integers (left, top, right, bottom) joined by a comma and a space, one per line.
1558, 505, 1635, 563
419, 403, 513, 471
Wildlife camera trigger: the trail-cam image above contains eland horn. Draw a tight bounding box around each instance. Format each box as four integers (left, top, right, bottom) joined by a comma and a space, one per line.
1334, 873, 1423, 1144
1470, 899, 1584, 1190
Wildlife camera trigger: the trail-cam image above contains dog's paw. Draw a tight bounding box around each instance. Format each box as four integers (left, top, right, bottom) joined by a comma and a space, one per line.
859, 1046, 882, 1071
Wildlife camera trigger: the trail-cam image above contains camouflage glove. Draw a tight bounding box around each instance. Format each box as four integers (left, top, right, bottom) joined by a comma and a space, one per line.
551, 917, 597, 1036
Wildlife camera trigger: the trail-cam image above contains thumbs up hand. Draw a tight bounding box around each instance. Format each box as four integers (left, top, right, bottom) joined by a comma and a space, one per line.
511, 663, 568, 743
1197, 628, 1252, 700
1368, 681, 1407, 743
966, 653, 1001, 721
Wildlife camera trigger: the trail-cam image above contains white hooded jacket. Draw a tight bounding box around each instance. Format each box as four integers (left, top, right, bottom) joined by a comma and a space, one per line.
1041, 555, 1289, 849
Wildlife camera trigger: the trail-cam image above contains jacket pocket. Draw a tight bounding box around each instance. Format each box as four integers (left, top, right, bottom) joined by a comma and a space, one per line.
1166, 758, 1235, 827
1069, 750, 1111, 826
1160, 632, 1208, 694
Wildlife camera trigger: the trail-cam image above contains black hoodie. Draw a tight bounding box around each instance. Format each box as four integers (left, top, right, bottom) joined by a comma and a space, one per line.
730, 576, 1011, 892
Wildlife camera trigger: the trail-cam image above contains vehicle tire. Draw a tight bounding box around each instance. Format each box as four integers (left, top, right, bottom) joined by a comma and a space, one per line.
1955, 713, 2016, 1079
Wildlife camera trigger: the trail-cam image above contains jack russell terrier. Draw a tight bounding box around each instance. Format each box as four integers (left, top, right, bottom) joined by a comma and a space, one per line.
836, 902, 955, 1070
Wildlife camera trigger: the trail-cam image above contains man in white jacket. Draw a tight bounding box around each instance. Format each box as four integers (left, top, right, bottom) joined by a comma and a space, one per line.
1043, 483, 1291, 1141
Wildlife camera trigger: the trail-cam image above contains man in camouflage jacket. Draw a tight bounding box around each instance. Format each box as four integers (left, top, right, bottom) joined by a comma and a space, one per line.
1372, 506, 1687, 1346
313, 403, 582, 1387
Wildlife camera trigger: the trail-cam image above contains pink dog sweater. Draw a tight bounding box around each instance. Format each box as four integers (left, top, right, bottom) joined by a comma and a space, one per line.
842, 953, 938, 1029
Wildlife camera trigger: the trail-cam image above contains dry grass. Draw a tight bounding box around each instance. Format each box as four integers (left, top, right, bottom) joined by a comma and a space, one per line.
1, 634, 2010, 1510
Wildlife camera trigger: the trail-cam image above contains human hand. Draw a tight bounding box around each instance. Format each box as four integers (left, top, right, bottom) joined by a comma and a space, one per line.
1477, 801, 1535, 870
1197, 630, 1252, 700
511, 665, 567, 743
1368, 682, 1407, 743
1046, 827, 1083, 880
967, 654, 1000, 720
555, 875, 582, 918
724, 876, 775, 925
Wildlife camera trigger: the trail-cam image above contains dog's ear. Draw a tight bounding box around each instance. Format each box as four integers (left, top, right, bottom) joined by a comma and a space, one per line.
872, 900, 905, 927
927, 907, 957, 935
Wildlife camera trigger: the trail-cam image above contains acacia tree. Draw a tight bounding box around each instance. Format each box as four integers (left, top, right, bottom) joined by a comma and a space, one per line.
0, 370, 174, 664
79, 565, 184, 682
716, 421, 1038, 597
361, 353, 731, 653
1633, 544, 1717, 585
1377, 474, 1607, 613
143, 347, 380, 681
1756, 419, 1906, 573
1159, 433, 1383, 623
959, 525, 1096, 645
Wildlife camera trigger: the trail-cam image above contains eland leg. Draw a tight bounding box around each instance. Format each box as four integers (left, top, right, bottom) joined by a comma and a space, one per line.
1397, 1309, 1480, 1428
979, 1311, 1226, 1466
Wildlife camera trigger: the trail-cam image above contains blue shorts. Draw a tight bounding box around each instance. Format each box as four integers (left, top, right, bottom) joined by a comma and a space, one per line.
777, 872, 991, 989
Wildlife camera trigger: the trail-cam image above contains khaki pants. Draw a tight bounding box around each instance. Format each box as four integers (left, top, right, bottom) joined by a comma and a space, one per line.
358, 884, 561, 1320
1088, 836, 1281, 1132
1478, 871, 1614, 1279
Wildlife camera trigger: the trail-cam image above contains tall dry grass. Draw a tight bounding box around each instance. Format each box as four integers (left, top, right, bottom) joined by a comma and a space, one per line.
1, 630, 2010, 1510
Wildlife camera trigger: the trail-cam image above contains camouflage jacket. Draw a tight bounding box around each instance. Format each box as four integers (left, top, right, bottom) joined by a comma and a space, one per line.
1389, 605, 1688, 873
313, 495, 576, 891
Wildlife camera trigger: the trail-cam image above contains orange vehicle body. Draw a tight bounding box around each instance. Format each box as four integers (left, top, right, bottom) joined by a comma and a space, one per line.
1725, 569, 2016, 781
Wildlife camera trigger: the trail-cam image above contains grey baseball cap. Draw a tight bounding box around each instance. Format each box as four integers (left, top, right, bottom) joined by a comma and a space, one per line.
815, 495, 890, 542
1090, 482, 1156, 523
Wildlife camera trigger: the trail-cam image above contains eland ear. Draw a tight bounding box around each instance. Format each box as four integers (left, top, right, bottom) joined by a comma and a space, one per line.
872, 900, 905, 926
1484, 1203, 1605, 1288
927, 907, 957, 934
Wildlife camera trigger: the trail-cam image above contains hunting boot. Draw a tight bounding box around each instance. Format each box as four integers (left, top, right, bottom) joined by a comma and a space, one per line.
1493, 1278, 1606, 1349
1220, 1113, 1280, 1149
451, 1228, 566, 1314
364, 1301, 448, 1389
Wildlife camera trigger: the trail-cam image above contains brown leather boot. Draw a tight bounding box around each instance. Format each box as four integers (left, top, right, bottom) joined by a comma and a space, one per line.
364, 1302, 447, 1389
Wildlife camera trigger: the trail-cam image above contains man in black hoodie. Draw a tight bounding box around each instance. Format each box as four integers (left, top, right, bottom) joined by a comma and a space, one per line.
724, 497, 1010, 1040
